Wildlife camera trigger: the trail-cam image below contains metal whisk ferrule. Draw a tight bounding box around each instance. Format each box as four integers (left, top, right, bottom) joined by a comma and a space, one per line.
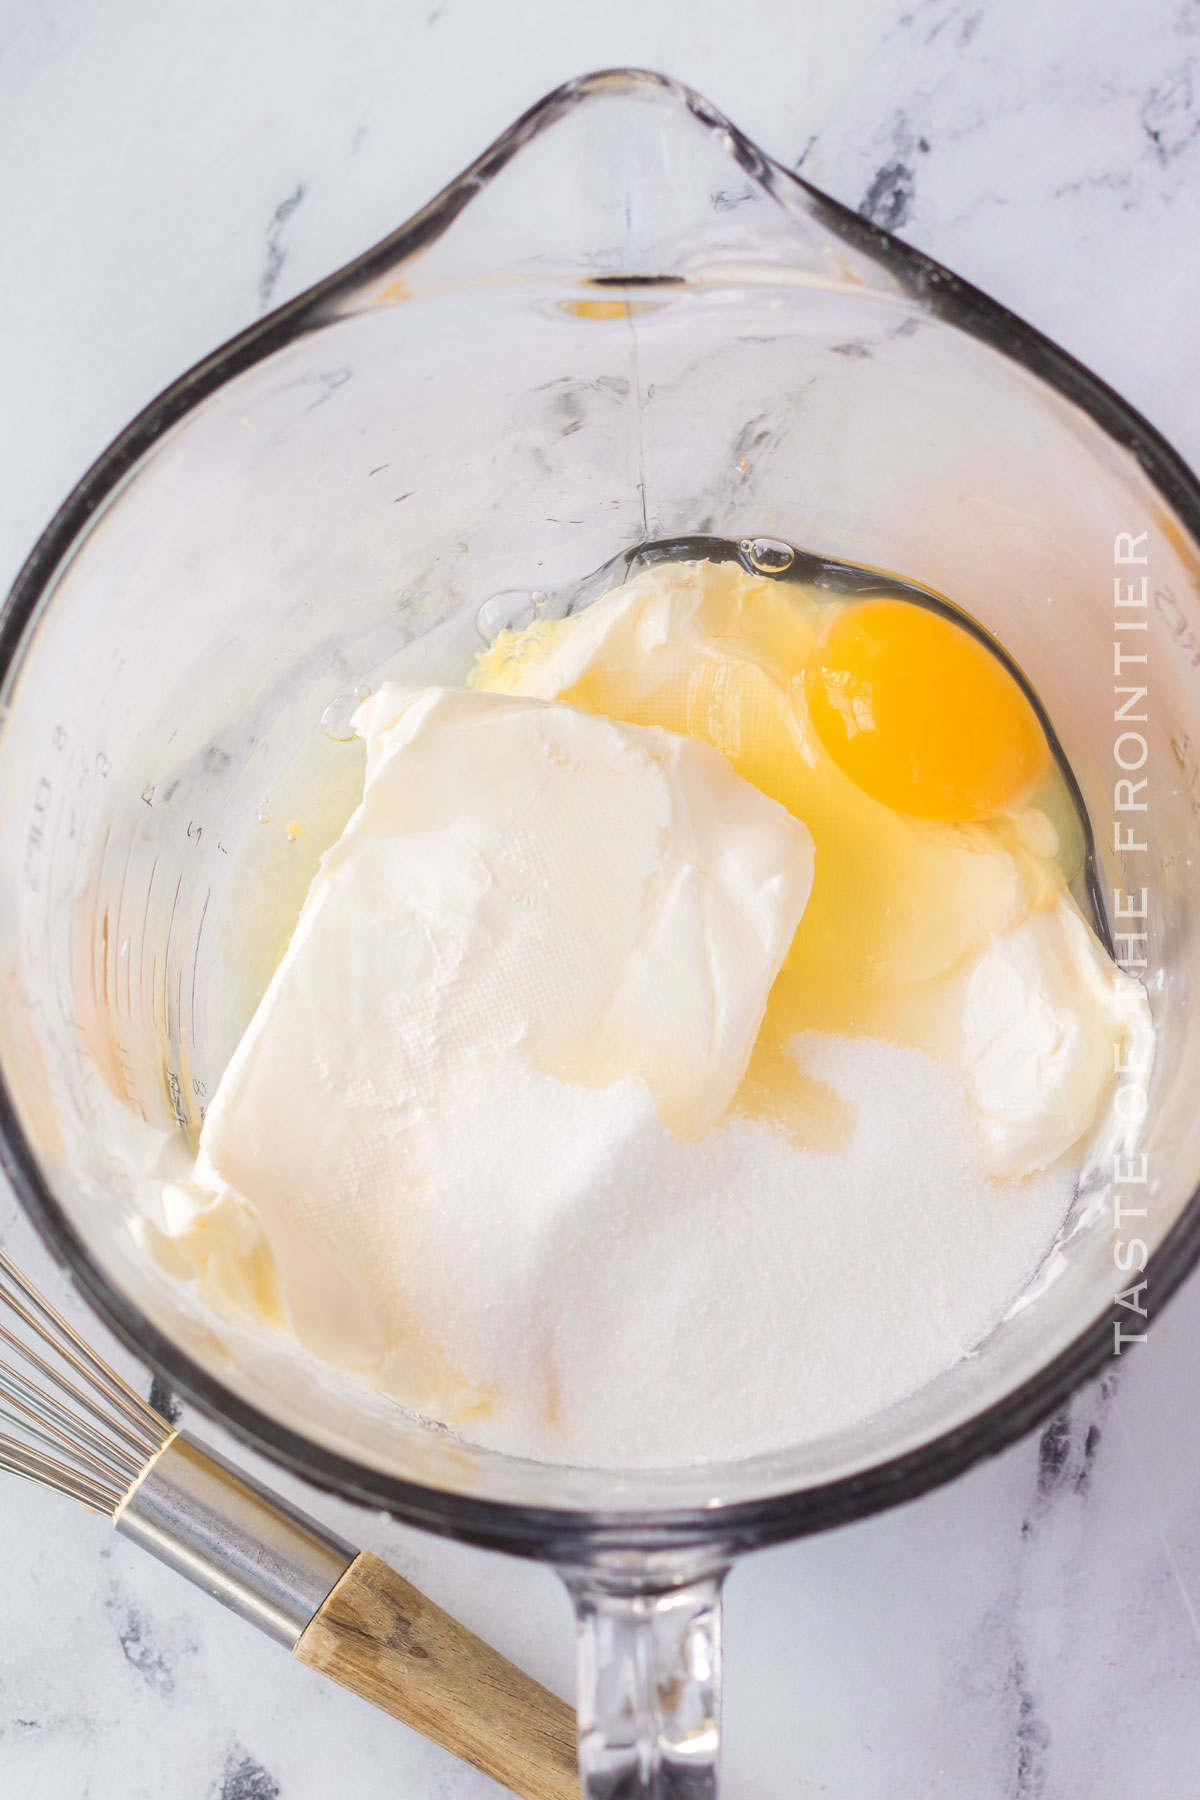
0, 1244, 354, 1643
0, 1245, 579, 1794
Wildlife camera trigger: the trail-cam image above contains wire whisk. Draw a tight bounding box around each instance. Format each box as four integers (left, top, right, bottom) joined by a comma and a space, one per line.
0, 1246, 171, 1514
0, 1241, 578, 1797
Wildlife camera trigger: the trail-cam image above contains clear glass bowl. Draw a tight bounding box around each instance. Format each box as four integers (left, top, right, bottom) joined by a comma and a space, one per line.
2, 70, 1199, 1792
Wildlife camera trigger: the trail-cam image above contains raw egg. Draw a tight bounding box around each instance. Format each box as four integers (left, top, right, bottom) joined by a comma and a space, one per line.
472, 563, 1056, 1046
804, 598, 1049, 821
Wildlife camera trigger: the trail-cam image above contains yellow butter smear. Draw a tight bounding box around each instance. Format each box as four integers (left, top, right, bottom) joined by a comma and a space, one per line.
471, 560, 1071, 1145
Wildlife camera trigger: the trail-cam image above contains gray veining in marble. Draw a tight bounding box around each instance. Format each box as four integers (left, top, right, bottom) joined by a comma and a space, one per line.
3, 1, 1200, 1794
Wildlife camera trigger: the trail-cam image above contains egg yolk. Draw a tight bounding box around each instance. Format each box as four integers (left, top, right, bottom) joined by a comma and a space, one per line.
804, 599, 1049, 821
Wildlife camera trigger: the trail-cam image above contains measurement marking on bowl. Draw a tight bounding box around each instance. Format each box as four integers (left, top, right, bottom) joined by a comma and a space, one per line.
190, 889, 212, 1051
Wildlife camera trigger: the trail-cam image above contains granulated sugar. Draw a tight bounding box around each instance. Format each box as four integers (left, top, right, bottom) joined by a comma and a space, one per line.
386, 1032, 1078, 1467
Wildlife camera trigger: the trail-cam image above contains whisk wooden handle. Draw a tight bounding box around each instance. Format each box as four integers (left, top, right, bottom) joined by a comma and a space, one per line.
0, 1248, 577, 1799
294, 1551, 579, 1799
116, 1435, 578, 1794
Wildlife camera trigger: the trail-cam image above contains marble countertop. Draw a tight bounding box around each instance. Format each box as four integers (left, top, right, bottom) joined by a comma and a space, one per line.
3, 1, 1200, 1794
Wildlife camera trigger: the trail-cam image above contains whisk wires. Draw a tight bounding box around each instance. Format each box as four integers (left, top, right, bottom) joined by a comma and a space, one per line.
0, 1248, 171, 1514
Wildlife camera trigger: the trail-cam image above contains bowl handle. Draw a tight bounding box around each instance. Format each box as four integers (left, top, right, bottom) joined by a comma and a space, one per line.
563, 1559, 727, 1796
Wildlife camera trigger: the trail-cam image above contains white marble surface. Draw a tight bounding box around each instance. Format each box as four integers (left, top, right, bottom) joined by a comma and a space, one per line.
3, 1, 1200, 1795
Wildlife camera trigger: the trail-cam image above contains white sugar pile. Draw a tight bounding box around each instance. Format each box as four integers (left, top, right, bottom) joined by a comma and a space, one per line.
388, 1032, 1078, 1467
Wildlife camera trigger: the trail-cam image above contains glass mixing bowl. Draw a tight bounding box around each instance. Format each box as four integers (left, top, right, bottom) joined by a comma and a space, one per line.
3, 70, 1200, 1793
